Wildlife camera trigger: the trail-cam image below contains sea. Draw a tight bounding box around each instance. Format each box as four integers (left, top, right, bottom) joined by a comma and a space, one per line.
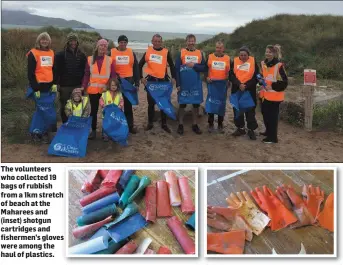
1, 24, 213, 51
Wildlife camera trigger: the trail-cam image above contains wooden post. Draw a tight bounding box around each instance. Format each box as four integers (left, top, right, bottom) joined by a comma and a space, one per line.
303, 86, 314, 131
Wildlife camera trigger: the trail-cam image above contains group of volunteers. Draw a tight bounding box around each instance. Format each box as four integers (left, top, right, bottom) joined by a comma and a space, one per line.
27, 30, 287, 147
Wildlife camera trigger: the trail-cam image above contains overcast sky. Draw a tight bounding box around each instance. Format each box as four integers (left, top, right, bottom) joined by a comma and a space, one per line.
2, 1, 343, 34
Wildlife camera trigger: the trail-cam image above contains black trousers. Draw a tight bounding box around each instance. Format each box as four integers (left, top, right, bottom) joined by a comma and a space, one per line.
147, 91, 167, 125
59, 85, 79, 123
208, 114, 224, 125
89, 93, 102, 131
121, 77, 135, 128
261, 99, 280, 141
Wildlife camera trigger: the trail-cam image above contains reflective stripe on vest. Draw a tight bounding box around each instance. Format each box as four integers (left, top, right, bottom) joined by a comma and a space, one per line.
111, 48, 134, 78
87, 55, 112, 94
101, 91, 122, 106
208, 53, 230, 80
144, 46, 168, 79
27, 49, 54, 83
67, 97, 88, 117
260, 61, 284, 102
181, 48, 202, 64
233, 56, 255, 84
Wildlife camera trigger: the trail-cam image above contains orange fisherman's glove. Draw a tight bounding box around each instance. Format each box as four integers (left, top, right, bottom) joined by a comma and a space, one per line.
226, 191, 270, 236
275, 184, 315, 228
207, 206, 253, 241
302, 184, 325, 220
251, 185, 297, 231
207, 230, 246, 254
317, 193, 334, 232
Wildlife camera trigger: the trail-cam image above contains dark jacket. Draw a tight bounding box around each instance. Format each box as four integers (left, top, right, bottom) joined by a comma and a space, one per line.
55, 47, 87, 87
138, 47, 176, 81
27, 50, 57, 92
263, 58, 288, 92
229, 57, 260, 94
175, 48, 207, 87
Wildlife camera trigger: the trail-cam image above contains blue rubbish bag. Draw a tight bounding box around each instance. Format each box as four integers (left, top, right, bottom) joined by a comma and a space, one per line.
48, 116, 92, 158
205, 80, 228, 116
178, 65, 203, 104
120, 78, 139, 106
26, 87, 57, 134
229, 90, 256, 118
102, 104, 129, 146
146, 81, 176, 120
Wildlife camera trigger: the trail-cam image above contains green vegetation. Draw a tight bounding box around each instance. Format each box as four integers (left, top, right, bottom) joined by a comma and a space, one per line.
1, 26, 102, 143
313, 101, 343, 132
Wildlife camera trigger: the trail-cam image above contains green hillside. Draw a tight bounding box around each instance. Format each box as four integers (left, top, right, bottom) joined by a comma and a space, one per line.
165, 14, 343, 80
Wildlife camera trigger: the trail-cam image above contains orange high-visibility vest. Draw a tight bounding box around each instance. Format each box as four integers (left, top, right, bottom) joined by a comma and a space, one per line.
233, 56, 255, 84
111, 48, 134, 78
87, 55, 112, 94
144, 46, 168, 79
259, 61, 284, 102
208, 53, 230, 80
27, 48, 54, 83
181, 48, 202, 64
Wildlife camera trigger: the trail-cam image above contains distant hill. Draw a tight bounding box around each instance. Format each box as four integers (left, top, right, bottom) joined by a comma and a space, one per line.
2, 10, 93, 29
165, 14, 343, 80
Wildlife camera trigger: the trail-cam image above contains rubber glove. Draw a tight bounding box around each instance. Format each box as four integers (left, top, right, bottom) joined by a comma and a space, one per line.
251, 185, 297, 231
51, 84, 57, 93
207, 230, 245, 254
207, 205, 253, 241
302, 184, 325, 220
35, 91, 40, 98
226, 191, 270, 235
275, 184, 315, 228
317, 193, 334, 232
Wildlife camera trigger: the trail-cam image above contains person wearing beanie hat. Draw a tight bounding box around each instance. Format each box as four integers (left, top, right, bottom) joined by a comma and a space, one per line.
229, 46, 261, 140
81, 38, 117, 140
110, 34, 140, 134
55, 32, 87, 123
65, 88, 91, 118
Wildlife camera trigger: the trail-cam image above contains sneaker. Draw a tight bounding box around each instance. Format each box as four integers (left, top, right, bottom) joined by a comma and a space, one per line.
129, 126, 138, 134
42, 133, 50, 144
260, 131, 267, 136
262, 138, 278, 144
232, 128, 246, 136
208, 124, 215, 133
161, 124, 171, 133
192, 124, 202, 135
217, 124, 224, 134
88, 130, 96, 140
145, 123, 154, 131
247, 129, 257, 140
177, 124, 184, 135
32, 133, 41, 143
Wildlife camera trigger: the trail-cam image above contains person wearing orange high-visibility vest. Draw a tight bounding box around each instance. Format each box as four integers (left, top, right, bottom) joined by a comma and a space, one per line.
81, 39, 117, 140
110, 35, 140, 134
259, 44, 288, 144
204, 41, 231, 133
27, 32, 57, 143
229, 46, 260, 140
138, 34, 176, 133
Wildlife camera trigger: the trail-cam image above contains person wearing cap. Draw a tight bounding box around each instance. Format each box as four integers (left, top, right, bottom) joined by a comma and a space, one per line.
55, 32, 87, 123
138, 34, 176, 133
65, 88, 91, 118
110, 35, 140, 134
81, 39, 117, 139
229, 46, 260, 140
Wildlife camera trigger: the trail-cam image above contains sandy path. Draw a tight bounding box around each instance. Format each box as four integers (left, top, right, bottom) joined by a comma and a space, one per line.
2, 86, 343, 163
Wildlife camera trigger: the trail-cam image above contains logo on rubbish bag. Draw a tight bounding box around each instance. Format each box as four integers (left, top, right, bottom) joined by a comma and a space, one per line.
208, 97, 221, 105
148, 84, 169, 92
53, 143, 79, 154
181, 91, 200, 97
110, 112, 128, 125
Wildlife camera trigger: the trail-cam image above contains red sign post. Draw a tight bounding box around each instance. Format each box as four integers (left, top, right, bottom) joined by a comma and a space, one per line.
303, 69, 316, 131
304, 69, 317, 86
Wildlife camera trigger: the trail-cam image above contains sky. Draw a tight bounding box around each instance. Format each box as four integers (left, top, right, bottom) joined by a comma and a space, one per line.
2, 1, 343, 34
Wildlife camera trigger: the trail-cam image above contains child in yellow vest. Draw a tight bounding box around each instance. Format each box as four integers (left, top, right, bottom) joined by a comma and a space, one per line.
99, 78, 124, 142
65, 88, 91, 118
